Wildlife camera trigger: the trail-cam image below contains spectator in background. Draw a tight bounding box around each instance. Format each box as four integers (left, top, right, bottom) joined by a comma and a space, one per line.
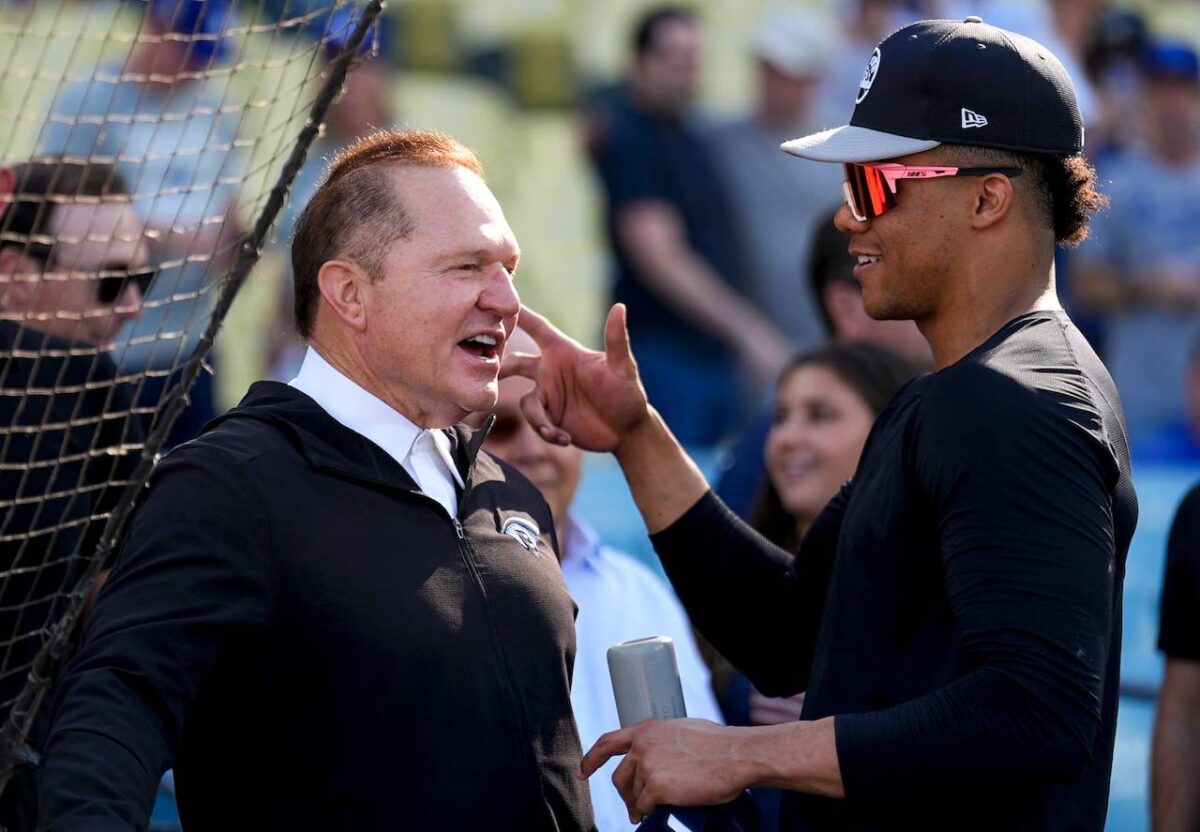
39, 0, 244, 445
0, 159, 147, 831
707, 8, 845, 350
704, 341, 919, 831
1073, 41, 1200, 439
268, 7, 392, 381
1152, 483, 1200, 832
806, 212, 933, 369
821, 0, 917, 124
752, 343, 921, 552
1084, 10, 1149, 163
591, 6, 792, 446
1131, 337, 1200, 463
481, 328, 722, 832
715, 210, 930, 521
936, 0, 1098, 124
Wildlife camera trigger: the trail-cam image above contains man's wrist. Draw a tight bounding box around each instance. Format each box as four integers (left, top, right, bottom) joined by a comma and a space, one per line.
613, 406, 667, 462
736, 718, 845, 799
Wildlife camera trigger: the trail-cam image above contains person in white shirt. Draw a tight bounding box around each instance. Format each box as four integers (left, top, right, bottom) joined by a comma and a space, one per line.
483, 328, 723, 831
37, 130, 595, 831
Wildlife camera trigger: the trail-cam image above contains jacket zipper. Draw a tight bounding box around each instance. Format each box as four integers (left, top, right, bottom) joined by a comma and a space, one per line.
392, 443, 544, 802
452, 513, 541, 787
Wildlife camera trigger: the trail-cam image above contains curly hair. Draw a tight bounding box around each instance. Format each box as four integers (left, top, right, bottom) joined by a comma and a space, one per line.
941, 145, 1107, 247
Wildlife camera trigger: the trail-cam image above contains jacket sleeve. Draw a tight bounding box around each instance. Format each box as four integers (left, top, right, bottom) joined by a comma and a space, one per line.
650, 483, 850, 697
835, 364, 1122, 798
38, 446, 273, 832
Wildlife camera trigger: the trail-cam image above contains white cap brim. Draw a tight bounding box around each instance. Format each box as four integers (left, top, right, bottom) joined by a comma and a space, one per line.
781, 124, 940, 163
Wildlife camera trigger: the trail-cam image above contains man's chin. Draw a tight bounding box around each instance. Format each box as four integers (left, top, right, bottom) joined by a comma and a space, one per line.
862, 296, 909, 322
458, 384, 499, 418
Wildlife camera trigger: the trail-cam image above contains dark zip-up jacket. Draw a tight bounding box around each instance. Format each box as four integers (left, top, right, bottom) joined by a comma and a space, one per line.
38, 382, 595, 832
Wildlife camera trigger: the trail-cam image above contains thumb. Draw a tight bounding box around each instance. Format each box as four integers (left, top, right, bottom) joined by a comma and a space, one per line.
500, 351, 540, 381
603, 303, 638, 381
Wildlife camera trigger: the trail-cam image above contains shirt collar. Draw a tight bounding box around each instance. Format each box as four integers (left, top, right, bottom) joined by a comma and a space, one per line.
288, 346, 464, 488
563, 514, 605, 572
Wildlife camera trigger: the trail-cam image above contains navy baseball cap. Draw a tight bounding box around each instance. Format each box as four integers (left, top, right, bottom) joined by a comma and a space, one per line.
783, 17, 1085, 163
150, 0, 233, 66
1142, 41, 1200, 83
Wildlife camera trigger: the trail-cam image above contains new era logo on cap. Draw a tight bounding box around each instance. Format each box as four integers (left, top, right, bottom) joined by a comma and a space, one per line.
961, 108, 988, 129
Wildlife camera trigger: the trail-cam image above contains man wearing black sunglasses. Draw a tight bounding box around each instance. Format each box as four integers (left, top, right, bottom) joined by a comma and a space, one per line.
0, 161, 150, 349
0, 159, 148, 830
510, 16, 1135, 832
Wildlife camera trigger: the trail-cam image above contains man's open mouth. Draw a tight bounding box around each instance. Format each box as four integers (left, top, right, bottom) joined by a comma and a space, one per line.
459, 333, 500, 361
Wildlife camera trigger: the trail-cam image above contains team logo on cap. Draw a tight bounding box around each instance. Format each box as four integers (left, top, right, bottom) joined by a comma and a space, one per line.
502, 517, 541, 556
856, 47, 881, 104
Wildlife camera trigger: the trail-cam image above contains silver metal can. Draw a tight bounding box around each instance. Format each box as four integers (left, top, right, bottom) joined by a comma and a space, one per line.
607, 635, 688, 727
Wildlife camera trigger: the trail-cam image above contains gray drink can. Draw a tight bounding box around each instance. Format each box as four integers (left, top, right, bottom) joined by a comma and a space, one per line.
607, 636, 687, 728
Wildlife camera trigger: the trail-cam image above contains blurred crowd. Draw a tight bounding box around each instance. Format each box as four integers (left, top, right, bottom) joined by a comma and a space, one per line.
13, 0, 1196, 459
577, 0, 1200, 460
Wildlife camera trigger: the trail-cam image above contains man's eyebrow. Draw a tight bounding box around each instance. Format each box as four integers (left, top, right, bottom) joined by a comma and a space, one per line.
436, 247, 522, 265
438, 248, 489, 263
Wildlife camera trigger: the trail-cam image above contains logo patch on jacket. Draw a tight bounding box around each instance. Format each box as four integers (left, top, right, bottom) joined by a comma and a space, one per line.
502, 517, 541, 556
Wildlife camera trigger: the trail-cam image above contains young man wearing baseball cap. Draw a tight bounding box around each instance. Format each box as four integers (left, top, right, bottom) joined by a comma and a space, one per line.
513, 17, 1134, 832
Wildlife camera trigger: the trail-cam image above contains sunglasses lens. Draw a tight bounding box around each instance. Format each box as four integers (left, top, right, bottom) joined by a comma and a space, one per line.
843, 164, 896, 220
97, 269, 155, 304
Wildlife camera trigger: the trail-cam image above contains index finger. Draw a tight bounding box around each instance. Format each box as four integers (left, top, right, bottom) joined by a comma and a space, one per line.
578, 726, 636, 779
516, 305, 567, 348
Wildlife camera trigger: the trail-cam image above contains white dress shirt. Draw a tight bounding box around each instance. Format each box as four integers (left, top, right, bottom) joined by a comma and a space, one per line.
289, 347, 463, 518
562, 516, 723, 832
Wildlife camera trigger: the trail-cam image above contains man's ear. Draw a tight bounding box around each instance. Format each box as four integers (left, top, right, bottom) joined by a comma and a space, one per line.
970, 173, 1016, 232
316, 259, 369, 333
0, 247, 38, 310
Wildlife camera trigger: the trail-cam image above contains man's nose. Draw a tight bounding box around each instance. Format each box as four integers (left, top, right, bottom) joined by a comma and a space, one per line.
834, 201, 870, 235
116, 283, 145, 321
480, 263, 521, 318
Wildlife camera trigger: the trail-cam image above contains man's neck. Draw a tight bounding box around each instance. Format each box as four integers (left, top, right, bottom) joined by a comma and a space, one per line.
306, 337, 456, 429
918, 263, 1059, 371
628, 81, 684, 122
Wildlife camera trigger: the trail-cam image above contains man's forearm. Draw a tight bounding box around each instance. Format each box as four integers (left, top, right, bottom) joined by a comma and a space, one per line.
638, 248, 774, 350
614, 409, 709, 533
1152, 660, 1200, 832
1071, 266, 1127, 312
616, 203, 789, 365
39, 723, 158, 831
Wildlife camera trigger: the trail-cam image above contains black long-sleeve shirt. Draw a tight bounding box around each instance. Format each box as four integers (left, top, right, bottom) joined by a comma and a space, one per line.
0, 321, 143, 710
653, 311, 1136, 831
1159, 483, 1200, 660
37, 383, 594, 832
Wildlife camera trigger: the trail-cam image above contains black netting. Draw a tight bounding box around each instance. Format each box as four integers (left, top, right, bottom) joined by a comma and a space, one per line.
0, 0, 383, 788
